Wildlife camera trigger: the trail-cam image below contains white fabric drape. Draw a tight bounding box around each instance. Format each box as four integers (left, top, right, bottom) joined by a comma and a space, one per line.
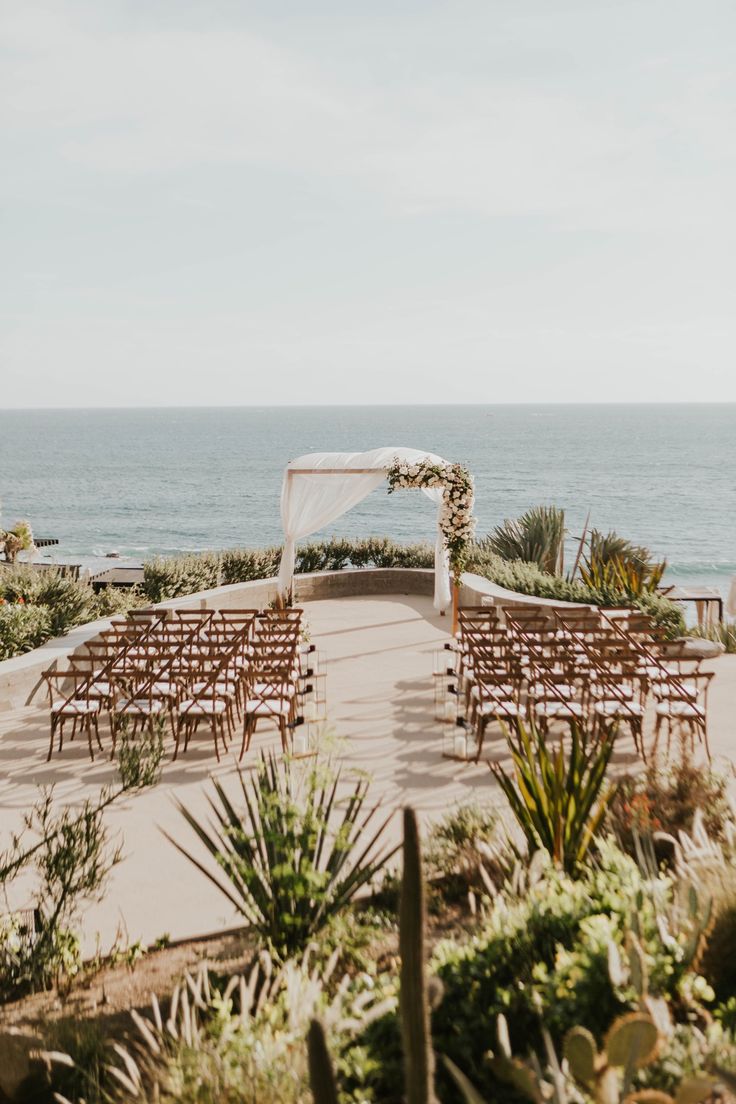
727, 575, 736, 619
277, 446, 453, 611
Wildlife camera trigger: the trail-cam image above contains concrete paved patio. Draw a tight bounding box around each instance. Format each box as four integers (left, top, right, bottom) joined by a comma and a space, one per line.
0, 594, 734, 952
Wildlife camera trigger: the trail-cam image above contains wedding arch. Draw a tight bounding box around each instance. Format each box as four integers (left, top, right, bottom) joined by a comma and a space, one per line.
276, 446, 476, 614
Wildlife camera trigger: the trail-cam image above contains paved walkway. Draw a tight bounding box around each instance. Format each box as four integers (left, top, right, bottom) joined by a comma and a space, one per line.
0, 594, 734, 951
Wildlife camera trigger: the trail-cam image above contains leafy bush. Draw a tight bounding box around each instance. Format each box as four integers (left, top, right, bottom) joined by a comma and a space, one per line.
349, 841, 717, 1102
142, 552, 223, 602
487, 506, 565, 574
143, 539, 436, 603
92, 584, 149, 619
0, 602, 52, 659
433, 846, 712, 1064
607, 752, 734, 860
0, 566, 144, 660
581, 528, 667, 596
169, 754, 398, 959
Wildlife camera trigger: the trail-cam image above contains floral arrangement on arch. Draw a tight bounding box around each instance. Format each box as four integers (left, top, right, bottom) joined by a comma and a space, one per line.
386, 457, 476, 575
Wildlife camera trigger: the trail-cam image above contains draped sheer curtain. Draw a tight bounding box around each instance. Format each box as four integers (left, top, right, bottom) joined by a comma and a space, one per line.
277, 447, 452, 612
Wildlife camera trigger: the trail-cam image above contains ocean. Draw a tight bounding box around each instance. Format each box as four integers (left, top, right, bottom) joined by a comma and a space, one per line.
0, 405, 733, 599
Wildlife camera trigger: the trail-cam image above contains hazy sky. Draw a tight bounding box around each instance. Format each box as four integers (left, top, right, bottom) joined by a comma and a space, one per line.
2, 1, 735, 407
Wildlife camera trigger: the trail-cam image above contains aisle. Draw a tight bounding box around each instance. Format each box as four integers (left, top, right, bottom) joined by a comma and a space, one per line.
306, 594, 490, 829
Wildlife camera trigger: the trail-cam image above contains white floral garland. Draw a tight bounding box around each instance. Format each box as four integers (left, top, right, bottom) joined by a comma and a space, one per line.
386, 456, 476, 574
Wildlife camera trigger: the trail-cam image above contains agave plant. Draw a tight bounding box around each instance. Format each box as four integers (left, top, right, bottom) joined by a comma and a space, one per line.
580, 529, 666, 597
487, 506, 566, 575
490, 721, 616, 874
168, 753, 398, 958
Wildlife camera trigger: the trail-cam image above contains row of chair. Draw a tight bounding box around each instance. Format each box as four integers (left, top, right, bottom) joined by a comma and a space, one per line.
43, 607, 323, 763
442, 604, 712, 761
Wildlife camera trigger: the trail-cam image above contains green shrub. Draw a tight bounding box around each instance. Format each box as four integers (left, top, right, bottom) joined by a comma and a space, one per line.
425, 802, 504, 898
143, 552, 223, 602
92, 584, 149, 619
221, 545, 281, 583
104, 957, 390, 1104
349, 842, 714, 1102
0, 603, 52, 659
169, 754, 398, 959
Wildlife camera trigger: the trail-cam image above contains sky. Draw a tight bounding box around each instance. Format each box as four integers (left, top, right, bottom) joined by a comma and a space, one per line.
1, 0, 735, 408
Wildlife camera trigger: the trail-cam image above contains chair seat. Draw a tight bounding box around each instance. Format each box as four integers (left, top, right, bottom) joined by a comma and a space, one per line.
643, 663, 680, 679
251, 681, 296, 697
653, 682, 698, 701
591, 682, 634, 700
152, 680, 178, 696
192, 679, 237, 696
116, 698, 167, 715
245, 699, 291, 716
179, 698, 228, 715
594, 700, 644, 717
88, 680, 111, 697
52, 698, 99, 715
655, 701, 704, 718
534, 701, 584, 718
471, 683, 515, 700
479, 700, 525, 718
529, 682, 574, 699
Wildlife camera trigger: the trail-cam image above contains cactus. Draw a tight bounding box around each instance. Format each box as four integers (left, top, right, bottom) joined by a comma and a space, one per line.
400, 806, 438, 1104
490, 1010, 716, 1104
308, 806, 439, 1104
307, 1019, 339, 1104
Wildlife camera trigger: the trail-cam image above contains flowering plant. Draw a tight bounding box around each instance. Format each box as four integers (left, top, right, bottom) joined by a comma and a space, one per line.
386, 457, 475, 575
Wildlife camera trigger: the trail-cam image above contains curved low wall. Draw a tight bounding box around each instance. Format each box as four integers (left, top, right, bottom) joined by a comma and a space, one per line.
459, 572, 592, 612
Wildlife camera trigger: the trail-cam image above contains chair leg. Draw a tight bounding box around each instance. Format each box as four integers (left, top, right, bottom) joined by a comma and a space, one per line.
47, 717, 58, 761
85, 719, 95, 762
474, 719, 486, 763
701, 717, 712, 761
93, 715, 103, 753
173, 717, 185, 760
651, 714, 662, 760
